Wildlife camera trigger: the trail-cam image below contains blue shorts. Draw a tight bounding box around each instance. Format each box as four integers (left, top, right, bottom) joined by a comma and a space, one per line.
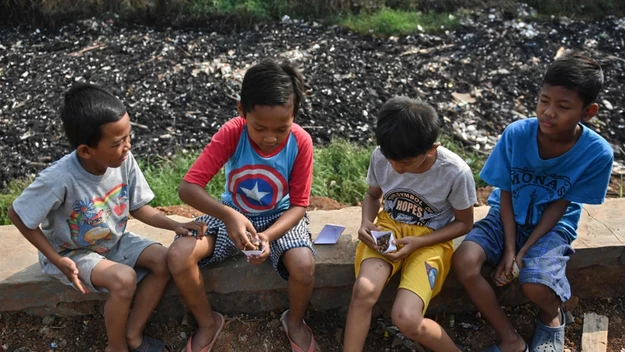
176, 201, 315, 281
464, 210, 574, 302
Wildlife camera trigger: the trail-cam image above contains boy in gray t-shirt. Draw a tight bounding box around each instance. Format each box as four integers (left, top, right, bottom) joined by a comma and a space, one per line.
8, 83, 205, 352
344, 97, 477, 352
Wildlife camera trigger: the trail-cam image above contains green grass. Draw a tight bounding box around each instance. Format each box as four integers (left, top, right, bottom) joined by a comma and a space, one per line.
440, 135, 487, 188
0, 177, 34, 226
187, 0, 289, 22
339, 8, 458, 36
0, 138, 484, 225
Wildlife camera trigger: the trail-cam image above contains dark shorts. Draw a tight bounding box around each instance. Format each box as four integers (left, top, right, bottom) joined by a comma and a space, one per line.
176, 202, 315, 281
464, 210, 574, 302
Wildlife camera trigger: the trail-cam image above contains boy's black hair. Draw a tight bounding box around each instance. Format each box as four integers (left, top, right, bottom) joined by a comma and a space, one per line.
240, 59, 305, 117
60, 83, 127, 149
376, 97, 439, 160
543, 52, 604, 107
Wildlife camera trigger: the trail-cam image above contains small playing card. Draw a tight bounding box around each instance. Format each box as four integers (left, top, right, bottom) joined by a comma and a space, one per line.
370, 230, 397, 253
314, 224, 346, 245
242, 244, 266, 257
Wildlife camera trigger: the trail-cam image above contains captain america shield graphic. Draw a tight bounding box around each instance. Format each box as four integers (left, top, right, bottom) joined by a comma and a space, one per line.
229, 165, 287, 213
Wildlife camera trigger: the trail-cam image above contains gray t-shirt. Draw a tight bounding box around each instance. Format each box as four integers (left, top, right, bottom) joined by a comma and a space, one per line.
366, 146, 477, 230
13, 151, 154, 255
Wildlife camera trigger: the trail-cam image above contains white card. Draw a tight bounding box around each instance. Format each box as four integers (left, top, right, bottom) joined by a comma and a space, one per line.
370, 230, 397, 253
242, 243, 266, 257
314, 224, 346, 244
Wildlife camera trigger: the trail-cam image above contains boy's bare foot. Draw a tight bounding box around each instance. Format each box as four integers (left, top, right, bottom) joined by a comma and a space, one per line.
189, 311, 222, 352
285, 312, 312, 351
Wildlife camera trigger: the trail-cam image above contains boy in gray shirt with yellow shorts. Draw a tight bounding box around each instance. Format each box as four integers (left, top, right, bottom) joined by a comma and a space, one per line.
8, 83, 204, 352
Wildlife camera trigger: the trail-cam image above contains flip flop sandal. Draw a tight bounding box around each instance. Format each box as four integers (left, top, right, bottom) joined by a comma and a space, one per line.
531, 307, 565, 352
131, 336, 169, 352
280, 310, 320, 352
183, 312, 225, 352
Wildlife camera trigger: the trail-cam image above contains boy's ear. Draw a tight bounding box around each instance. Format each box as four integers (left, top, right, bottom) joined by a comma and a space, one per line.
76, 144, 94, 160
582, 103, 599, 122
237, 101, 245, 118
428, 142, 441, 155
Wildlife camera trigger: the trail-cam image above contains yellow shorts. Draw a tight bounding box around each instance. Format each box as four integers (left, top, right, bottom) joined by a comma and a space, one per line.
354, 211, 454, 312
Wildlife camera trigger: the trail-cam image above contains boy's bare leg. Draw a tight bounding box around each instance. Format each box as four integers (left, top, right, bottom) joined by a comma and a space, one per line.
522, 283, 562, 327
167, 236, 221, 352
126, 244, 171, 351
344, 258, 391, 352
391, 289, 460, 352
91, 260, 138, 352
453, 242, 526, 352
282, 247, 316, 350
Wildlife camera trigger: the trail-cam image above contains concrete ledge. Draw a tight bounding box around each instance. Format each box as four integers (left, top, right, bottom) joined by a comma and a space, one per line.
1, 200, 624, 319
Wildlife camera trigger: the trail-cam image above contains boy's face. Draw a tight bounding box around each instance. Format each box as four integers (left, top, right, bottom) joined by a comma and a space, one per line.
238, 102, 294, 155
77, 113, 132, 174
536, 84, 598, 138
388, 144, 439, 174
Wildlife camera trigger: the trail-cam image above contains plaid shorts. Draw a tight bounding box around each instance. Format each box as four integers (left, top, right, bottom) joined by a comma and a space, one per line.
464, 210, 575, 302
181, 202, 314, 280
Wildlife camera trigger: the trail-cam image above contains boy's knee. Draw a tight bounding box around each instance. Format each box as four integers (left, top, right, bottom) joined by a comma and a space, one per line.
286, 255, 315, 285
167, 239, 195, 274
351, 278, 380, 307
391, 308, 424, 337
522, 283, 556, 304
452, 243, 482, 280
109, 266, 137, 299
150, 246, 171, 278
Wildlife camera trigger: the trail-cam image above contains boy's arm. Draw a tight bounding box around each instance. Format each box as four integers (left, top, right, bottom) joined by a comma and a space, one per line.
129, 204, 206, 237
500, 190, 517, 254
384, 205, 473, 262
178, 181, 256, 249
358, 186, 383, 249
8, 207, 88, 293
492, 190, 519, 283
258, 205, 306, 242
515, 198, 570, 266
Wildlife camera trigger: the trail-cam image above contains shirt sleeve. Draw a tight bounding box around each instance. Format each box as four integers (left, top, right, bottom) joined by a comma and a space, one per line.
11, 169, 65, 230
288, 126, 313, 207
183, 117, 244, 188
365, 149, 380, 188
126, 152, 155, 211
564, 146, 614, 204
448, 166, 478, 210
479, 125, 514, 191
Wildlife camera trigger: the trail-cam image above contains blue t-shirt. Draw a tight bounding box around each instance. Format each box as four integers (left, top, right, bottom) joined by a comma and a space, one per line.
481, 118, 613, 241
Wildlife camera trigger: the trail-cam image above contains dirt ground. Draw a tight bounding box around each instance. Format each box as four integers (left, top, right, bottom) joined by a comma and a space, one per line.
1, 296, 624, 352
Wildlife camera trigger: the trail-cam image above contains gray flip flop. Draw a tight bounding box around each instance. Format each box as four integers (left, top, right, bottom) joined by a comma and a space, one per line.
131, 336, 169, 352
531, 307, 565, 352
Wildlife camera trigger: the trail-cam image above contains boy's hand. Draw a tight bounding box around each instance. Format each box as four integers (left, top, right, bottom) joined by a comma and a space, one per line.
247, 232, 271, 265
173, 220, 208, 238
57, 257, 88, 294
224, 212, 257, 250
515, 247, 527, 270
358, 220, 380, 250
493, 250, 516, 287
383, 236, 421, 262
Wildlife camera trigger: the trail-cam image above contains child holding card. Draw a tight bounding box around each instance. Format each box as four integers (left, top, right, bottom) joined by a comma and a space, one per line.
167, 59, 318, 352
344, 97, 477, 352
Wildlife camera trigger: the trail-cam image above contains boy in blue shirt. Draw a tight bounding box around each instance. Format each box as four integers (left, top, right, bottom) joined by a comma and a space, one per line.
452, 53, 613, 352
